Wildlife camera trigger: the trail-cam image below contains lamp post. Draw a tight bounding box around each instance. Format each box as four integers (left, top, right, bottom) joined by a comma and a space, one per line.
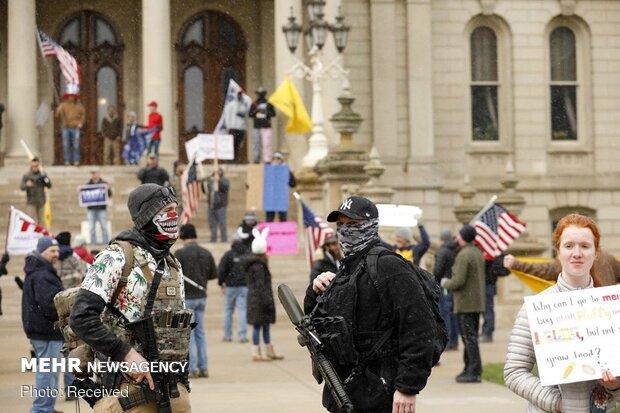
282, 1, 350, 168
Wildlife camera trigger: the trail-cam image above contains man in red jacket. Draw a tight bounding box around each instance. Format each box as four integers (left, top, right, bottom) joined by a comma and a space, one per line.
145, 100, 163, 157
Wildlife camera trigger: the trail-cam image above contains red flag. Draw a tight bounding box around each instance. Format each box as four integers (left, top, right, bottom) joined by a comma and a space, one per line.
473, 203, 526, 260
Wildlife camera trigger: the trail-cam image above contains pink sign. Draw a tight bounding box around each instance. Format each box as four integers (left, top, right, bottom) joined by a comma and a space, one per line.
256, 221, 298, 256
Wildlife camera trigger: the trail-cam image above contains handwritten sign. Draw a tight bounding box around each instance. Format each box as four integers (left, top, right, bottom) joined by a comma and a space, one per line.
256, 221, 298, 256
524, 285, 620, 386
185, 134, 234, 162
78, 184, 109, 207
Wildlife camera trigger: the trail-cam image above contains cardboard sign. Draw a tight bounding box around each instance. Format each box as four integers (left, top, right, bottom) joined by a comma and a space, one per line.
245, 164, 264, 212
78, 184, 109, 207
185, 134, 234, 162
256, 221, 298, 256
376, 204, 422, 227
524, 285, 620, 386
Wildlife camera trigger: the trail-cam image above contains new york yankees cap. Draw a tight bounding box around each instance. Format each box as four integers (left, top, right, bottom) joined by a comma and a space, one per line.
326, 196, 379, 222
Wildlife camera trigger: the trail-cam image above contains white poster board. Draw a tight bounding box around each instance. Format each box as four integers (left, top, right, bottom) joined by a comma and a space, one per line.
376, 204, 422, 227
524, 285, 620, 386
184, 134, 234, 162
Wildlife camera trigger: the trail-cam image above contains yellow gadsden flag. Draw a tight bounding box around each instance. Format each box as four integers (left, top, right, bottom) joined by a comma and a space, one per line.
268, 78, 312, 134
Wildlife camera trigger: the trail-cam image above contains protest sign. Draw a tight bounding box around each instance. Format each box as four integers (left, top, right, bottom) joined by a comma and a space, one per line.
263, 164, 290, 212
256, 221, 298, 256
78, 184, 109, 207
524, 285, 620, 386
376, 204, 422, 227
185, 134, 234, 162
6, 207, 51, 255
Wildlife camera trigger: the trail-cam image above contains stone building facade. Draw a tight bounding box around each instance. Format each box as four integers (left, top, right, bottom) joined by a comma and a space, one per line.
1, 0, 620, 257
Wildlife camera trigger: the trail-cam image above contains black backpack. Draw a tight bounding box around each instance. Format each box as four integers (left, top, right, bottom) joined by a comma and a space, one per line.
366, 246, 448, 367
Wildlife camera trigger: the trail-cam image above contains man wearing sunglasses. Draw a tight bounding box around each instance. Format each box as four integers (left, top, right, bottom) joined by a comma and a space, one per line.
70, 183, 192, 412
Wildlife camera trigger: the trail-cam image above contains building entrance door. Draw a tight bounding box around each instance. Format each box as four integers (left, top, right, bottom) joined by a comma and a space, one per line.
176, 11, 247, 163
54, 11, 124, 165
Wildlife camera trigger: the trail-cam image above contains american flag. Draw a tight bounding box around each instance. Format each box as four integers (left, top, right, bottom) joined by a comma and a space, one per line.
473, 203, 526, 260
180, 161, 200, 224
37, 29, 81, 86
300, 198, 331, 269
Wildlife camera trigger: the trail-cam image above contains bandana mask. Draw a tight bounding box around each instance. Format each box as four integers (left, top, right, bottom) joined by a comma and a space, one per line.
337, 218, 380, 256
149, 210, 179, 242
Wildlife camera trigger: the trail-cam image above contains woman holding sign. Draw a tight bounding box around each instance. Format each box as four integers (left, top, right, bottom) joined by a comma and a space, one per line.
504, 213, 620, 412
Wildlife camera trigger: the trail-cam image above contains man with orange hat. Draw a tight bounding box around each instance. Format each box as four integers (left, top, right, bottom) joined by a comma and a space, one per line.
145, 100, 163, 157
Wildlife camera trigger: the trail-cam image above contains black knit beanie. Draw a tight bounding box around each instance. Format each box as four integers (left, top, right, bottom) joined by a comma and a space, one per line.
459, 225, 478, 243
127, 184, 177, 229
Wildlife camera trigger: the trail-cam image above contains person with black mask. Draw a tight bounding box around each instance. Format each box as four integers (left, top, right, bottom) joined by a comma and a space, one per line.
70, 184, 192, 411
304, 196, 436, 413
248, 86, 276, 163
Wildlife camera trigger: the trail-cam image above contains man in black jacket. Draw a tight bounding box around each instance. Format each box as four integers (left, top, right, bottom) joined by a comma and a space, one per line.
22, 236, 63, 413
433, 230, 459, 351
137, 155, 170, 186
218, 236, 250, 343
174, 224, 217, 378
305, 196, 435, 413
201, 167, 230, 243
309, 230, 342, 282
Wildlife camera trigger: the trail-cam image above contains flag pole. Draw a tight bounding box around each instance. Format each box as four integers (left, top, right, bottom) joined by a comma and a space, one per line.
469, 195, 498, 225
35, 28, 60, 105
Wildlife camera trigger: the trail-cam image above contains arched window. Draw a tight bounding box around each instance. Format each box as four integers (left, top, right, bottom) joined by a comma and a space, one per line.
184, 66, 204, 131
96, 66, 118, 131
549, 27, 577, 140
470, 26, 498, 141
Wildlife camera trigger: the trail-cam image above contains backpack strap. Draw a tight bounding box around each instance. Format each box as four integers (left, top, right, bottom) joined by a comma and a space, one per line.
103, 240, 135, 322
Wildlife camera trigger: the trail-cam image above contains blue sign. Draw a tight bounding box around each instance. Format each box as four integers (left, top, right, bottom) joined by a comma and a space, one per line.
263, 165, 290, 212
79, 184, 109, 207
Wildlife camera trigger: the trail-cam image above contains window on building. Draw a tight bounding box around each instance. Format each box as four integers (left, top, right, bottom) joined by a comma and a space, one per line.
95, 18, 116, 45
550, 27, 577, 140
470, 26, 499, 141
96, 66, 117, 132
183, 19, 203, 46
60, 19, 79, 45
184, 66, 204, 131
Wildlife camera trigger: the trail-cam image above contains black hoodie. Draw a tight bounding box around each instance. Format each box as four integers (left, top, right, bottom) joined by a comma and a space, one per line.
22, 252, 64, 341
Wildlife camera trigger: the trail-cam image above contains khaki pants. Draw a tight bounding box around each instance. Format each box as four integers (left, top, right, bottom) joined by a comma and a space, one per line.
28, 204, 43, 224
103, 137, 121, 165
94, 382, 191, 413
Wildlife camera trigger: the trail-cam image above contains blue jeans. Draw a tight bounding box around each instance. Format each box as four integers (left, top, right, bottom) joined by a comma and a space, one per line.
30, 339, 63, 413
223, 286, 248, 341
439, 290, 459, 347
148, 139, 161, 157
186, 298, 207, 372
208, 207, 227, 242
61, 128, 81, 164
482, 283, 496, 337
252, 324, 271, 346
87, 209, 110, 244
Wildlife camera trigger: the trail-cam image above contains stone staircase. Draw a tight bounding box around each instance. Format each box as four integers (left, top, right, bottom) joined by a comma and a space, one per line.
0, 164, 298, 245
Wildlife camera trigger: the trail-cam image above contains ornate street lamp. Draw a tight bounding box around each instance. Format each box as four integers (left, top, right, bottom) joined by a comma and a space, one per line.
282, 1, 351, 168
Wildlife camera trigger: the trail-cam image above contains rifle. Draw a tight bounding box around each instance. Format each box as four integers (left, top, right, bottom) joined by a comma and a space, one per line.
124, 316, 176, 413
277, 284, 354, 413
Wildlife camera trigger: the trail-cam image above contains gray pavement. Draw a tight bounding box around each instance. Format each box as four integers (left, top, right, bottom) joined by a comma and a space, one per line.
0, 246, 529, 412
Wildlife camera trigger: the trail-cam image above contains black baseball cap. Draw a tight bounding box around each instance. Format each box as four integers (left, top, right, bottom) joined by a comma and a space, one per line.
327, 196, 379, 222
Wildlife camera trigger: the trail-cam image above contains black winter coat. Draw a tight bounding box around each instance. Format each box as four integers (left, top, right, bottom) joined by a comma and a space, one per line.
22, 252, 64, 341
432, 239, 458, 285
243, 255, 276, 325
309, 249, 339, 282
175, 241, 217, 299
218, 241, 250, 287
304, 241, 435, 412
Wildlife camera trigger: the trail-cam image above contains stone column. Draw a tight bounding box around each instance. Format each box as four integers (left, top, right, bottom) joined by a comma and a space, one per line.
405, 0, 441, 188
142, 0, 174, 158
370, 0, 398, 159
6, 0, 38, 159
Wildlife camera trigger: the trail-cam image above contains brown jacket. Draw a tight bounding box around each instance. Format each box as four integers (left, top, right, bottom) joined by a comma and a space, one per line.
56, 99, 85, 128
101, 116, 122, 139
511, 251, 620, 286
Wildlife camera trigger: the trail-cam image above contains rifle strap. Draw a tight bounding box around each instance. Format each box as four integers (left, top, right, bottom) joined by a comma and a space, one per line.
144, 257, 166, 316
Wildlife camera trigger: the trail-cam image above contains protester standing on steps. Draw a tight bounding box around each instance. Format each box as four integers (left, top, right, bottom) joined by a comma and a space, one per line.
504, 213, 620, 412
20, 157, 52, 224
137, 155, 170, 186
101, 105, 122, 165
218, 235, 250, 343
392, 223, 430, 266
144, 100, 163, 157
249, 86, 276, 163
243, 228, 283, 361
86, 168, 112, 245
55, 84, 85, 166
440, 224, 485, 383
201, 167, 230, 243
174, 224, 217, 379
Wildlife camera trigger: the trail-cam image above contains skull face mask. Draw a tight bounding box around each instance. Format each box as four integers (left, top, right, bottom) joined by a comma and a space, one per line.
151, 210, 179, 241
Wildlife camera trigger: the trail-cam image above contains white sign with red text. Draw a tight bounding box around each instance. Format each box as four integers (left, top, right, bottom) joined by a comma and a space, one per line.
6, 206, 51, 255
